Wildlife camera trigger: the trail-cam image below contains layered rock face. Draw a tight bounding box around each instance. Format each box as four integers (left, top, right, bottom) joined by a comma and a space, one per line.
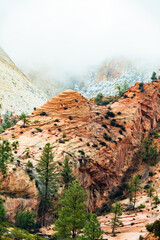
1, 81, 160, 219
0, 47, 47, 114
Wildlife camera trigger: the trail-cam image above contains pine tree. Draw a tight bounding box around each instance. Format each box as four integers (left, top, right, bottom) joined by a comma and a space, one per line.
55, 180, 87, 238
151, 72, 157, 81
147, 182, 154, 198
37, 143, 58, 226
111, 201, 123, 236
128, 179, 134, 205
83, 213, 103, 240
0, 139, 12, 175
153, 195, 160, 206
132, 175, 141, 209
61, 155, 75, 189
19, 112, 28, 127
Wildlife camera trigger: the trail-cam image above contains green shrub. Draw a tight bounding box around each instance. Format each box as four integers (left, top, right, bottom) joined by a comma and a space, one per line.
26, 160, 33, 168
146, 220, 160, 237
15, 209, 37, 232
103, 133, 111, 141
63, 133, 66, 138
119, 130, 123, 135
139, 83, 144, 92
106, 111, 115, 118
101, 100, 110, 105
137, 204, 145, 209
95, 93, 104, 105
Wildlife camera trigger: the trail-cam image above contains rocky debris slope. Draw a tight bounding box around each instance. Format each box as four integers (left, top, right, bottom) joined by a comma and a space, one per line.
1, 80, 160, 220
0, 47, 47, 114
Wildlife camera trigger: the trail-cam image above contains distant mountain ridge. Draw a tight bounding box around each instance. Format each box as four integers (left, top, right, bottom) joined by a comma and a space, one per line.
74, 58, 153, 97
0, 47, 47, 114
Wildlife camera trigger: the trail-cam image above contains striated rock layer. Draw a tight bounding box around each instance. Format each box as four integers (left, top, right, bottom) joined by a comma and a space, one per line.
1, 81, 160, 220
0, 47, 47, 114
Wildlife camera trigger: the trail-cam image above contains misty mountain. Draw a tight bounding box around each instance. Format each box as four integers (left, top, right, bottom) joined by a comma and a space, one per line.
74, 58, 154, 98
0, 47, 47, 114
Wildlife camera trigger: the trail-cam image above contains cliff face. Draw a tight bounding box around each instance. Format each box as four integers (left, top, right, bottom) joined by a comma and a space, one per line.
0, 47, 47, 114
1, 80, 160, 219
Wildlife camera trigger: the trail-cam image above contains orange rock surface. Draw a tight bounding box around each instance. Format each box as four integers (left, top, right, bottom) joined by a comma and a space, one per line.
1, 81, 160, 220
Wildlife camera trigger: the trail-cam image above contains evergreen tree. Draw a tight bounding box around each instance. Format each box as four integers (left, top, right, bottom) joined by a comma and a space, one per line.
128, 179, 134, 205
111, 201, 123, 236
19, 112, 28, 127
151, 72, 157, 81
153, 195, 160, 206
147, 182, 154, 198
55, 180, 87, 238
61, 156, 75, 189
0, 139, 12, 175
115, 81, 129, 97
142, 137, 159, 163
132, 175, 141, 209
37, 143, 58, 226
2, 111, 12, 130
83, 213, 103, 240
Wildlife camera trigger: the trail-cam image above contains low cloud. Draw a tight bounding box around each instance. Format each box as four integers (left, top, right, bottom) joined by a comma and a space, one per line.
0, 0, 160, 83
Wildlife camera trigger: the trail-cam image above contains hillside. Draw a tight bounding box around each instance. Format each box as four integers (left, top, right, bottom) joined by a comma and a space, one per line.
0, 79, 160, 231
0, 47, 47, 114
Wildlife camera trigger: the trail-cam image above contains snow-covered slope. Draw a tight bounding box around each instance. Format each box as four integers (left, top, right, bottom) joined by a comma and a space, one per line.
0, 47, 47, 114
74, 59, 153, 97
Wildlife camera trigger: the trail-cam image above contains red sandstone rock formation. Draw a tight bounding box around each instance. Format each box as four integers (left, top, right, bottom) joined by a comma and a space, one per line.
1, 81, 160, 220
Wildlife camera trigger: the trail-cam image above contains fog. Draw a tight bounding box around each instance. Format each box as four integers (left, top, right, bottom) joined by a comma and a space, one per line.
0, 0, 160, 82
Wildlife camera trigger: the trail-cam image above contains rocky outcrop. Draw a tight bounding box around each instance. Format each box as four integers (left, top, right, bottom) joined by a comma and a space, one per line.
2, 81, 160, 216
0, 167, 38, 222
0, 47, 47, 114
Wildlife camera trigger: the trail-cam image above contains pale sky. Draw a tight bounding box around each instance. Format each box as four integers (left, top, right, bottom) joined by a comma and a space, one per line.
0, 0, 160, 80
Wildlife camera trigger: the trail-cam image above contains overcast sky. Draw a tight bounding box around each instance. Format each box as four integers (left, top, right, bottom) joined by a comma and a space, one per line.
0, 0, 160, 80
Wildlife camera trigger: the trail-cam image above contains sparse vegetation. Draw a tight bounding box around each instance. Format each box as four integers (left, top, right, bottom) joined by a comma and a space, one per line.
26, 160, 33, 168
40, 111, 48, 116
0, 139, 13, 175
95, 93, 104, 105
146, 220, 160, 238
115, 81, 129, 97
111, 201, 123, 236
141, 137, 159, 164
128, 175, 141, 209
103, 133, 111, 141
151, 71, 157, 81
139, 82, 144, 92
19, 112, 28, 127
106, 111, 115, 118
